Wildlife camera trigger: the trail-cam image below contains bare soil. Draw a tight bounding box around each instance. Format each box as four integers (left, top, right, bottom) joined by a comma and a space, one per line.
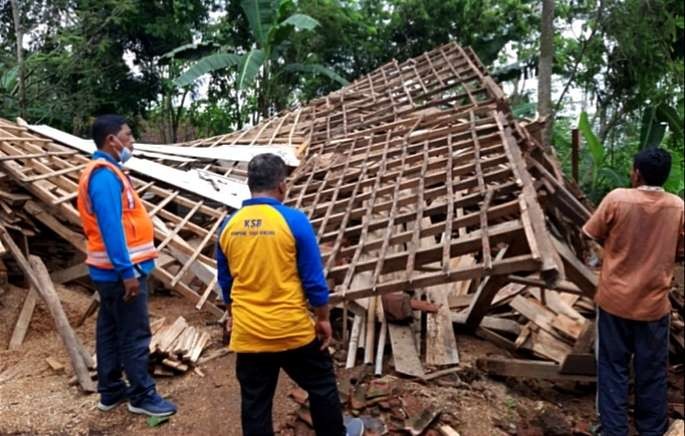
0, 283, 681, 435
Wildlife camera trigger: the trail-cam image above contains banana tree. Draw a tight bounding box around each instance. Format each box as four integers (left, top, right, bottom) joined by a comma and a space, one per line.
578, 108, 685, 199
173, 0, 347, 120
638, 103, 685, 194
578, 111, 629, 201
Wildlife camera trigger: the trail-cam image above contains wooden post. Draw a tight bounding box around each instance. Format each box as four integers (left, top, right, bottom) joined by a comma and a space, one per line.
571, 128, 580, 183
0, 226, 96, 392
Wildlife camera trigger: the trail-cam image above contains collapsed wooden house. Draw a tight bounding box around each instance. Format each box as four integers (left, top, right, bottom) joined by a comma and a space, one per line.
1, 41, 682, 390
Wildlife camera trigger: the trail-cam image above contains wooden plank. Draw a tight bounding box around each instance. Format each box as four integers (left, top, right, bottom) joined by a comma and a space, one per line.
50, 262, 88, 285
189, 331, 210, 363
23, 201, 86, 252
169, 211, 227, 287
330, 254, 539, 304
510, 295, 558, 335
508, 275, 583, 295
571, 320, 595, 354
157, 317, 188, 353
477, 356, 595, 382
552, 236, 597, 298
478, 316, 522, 336
45, 356, 65, 373
363, 296, 377, 365
492, 282, 527, 307
511, 294, 584, 343
552, 313, 585, 341
426, 282, 460, 366
521, 329, 573, 364
495, 111, 564, 283
475, 327, 517, 352
8, 288, 38, 350
388, 323, 425, 377
374, 319, 388, 376
528, 288, 585, 324
448, 293, 473, 309
345, 315, 363, 369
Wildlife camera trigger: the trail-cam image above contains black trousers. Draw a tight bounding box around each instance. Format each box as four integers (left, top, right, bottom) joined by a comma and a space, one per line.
597, 308, 669, 436
236, 339, 345, 436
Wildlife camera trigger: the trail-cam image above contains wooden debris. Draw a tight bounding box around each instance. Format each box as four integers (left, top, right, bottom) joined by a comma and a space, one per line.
146, 316, 212, 375
477, 356, 595, 382
197, 347, 229, 365
438, 425, 461, 436
8, 288, 38, 350
45, 357, 65, 373
665, 419, 684, 436
388, 323, 425, 378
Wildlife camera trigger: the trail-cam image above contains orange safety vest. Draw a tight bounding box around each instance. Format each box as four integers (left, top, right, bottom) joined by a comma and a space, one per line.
77, 159, 158, 269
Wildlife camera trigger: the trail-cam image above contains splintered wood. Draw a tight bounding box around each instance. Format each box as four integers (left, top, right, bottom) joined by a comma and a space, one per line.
148, 317, 211, 375
6, 41, 678, 382
0, 118, 228, 317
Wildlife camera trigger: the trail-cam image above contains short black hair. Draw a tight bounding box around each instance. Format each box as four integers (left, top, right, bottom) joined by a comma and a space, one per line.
92, 114, 128, 149
633, 148, 672, 186
247, 153, 287, 192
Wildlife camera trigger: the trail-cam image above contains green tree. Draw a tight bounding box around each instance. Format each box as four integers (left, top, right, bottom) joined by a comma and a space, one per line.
174, 0, 347, 122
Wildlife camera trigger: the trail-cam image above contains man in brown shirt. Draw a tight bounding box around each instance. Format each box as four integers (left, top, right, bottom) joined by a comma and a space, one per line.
583, 148, 684, 436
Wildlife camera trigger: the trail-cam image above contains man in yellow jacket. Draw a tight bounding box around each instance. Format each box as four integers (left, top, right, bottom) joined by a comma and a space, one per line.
77, 114, 176, 417
216, 154, 363, 436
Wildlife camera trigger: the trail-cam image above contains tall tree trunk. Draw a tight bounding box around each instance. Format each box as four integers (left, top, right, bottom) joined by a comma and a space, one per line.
10, 0, 26, 118
538, 0, 555, 147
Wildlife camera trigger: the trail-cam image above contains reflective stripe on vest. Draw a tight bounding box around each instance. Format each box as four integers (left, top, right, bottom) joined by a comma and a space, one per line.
85, 241, 157, 268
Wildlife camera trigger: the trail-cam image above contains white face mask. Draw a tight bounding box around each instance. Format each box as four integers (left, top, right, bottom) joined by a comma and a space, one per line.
112, 136, 133, 163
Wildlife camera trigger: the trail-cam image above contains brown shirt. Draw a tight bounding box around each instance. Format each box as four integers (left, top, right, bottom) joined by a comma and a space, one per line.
583, 187, 684, 321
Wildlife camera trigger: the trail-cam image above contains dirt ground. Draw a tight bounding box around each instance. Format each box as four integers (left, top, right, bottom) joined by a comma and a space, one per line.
0, 282, 682, 435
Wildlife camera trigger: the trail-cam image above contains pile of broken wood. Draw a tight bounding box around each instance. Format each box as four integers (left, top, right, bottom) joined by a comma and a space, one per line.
1, 40, 683, 403
148, 316, 211, 376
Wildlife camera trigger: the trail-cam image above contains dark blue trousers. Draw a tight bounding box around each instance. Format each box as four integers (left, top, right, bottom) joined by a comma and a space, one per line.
597, 307, 669, 436
94, 277, 156, 404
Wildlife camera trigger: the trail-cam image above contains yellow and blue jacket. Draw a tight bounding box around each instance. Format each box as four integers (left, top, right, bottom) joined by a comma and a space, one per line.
215, 197, 329, 353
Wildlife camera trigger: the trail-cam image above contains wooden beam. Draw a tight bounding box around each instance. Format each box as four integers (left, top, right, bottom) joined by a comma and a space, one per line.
477, 356, 595, 382
461, 247, 509, 329
426, 279, 460, 366
8, 288, 38, 350
507, 275, 583, 295
0, 227, 95, 392
388, 323, 425, 377
475, 327, 517, 352
559, 353, 596, 376
331, 253, 538, 304
50, 262, 88, 285
551, 236, 597, 297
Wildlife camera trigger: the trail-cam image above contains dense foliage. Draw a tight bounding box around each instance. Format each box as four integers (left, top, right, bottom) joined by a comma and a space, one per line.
1, 0, 683, 197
